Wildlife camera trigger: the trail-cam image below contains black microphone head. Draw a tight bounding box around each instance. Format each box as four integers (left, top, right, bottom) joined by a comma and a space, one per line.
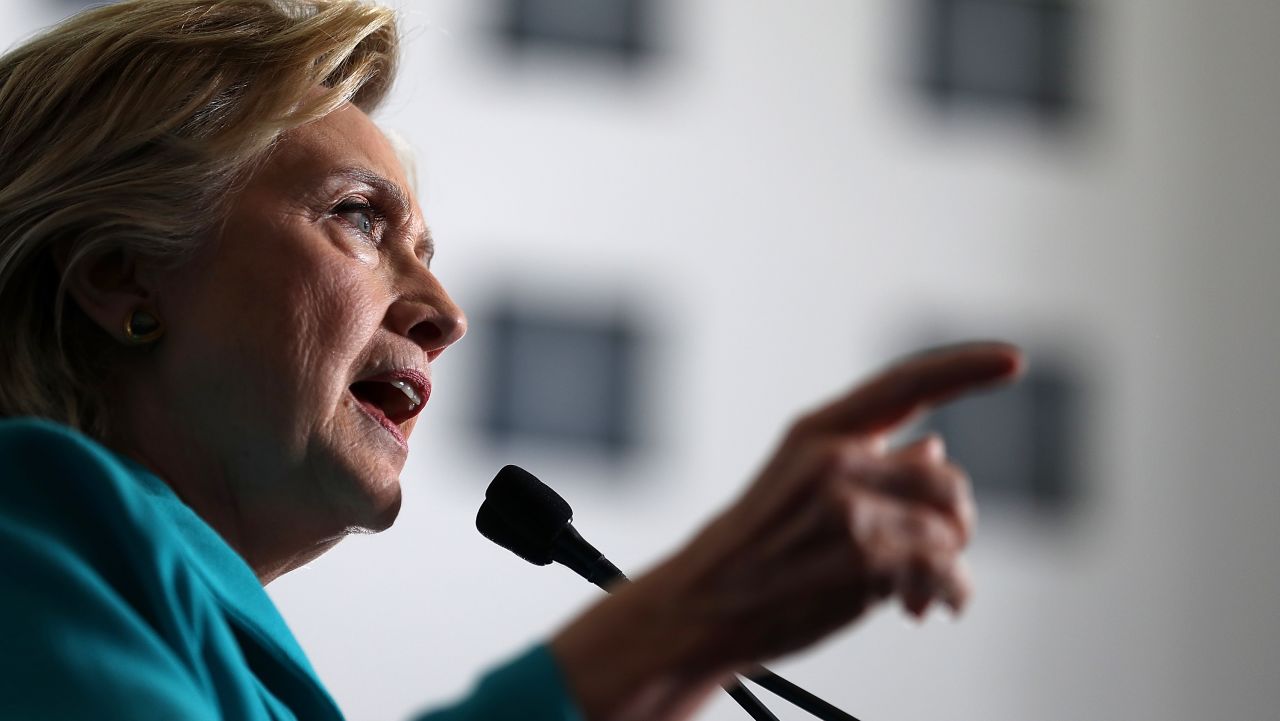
476, 465, 573, 566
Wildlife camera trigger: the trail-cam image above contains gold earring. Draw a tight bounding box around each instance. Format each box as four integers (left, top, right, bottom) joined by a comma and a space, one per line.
123, 309, 163, 345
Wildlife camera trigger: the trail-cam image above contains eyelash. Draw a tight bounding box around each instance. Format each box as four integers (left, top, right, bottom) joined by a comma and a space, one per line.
333, 198, 385, 240
331, 197, 432, 268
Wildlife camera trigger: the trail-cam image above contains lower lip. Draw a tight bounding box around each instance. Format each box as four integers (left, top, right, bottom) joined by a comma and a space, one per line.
349, 393, 408, 450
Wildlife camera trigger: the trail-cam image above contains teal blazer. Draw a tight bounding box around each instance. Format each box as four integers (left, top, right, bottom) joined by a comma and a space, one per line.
0, 418, 582, 721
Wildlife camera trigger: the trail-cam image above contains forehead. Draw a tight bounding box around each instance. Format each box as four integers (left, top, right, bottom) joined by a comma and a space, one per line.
257, 102, 415, 200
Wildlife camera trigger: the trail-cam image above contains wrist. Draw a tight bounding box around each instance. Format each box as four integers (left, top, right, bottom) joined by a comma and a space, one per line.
549, 564, 733, 721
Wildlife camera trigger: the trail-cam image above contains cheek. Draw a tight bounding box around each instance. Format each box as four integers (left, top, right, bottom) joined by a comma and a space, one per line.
164, 235, 387, 427
271, 260, 386, 404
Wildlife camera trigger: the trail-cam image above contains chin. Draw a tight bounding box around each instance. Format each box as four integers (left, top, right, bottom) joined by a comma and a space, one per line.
361, 484, 402, 532
317, 456, 405, 535
344, 469, 404, 533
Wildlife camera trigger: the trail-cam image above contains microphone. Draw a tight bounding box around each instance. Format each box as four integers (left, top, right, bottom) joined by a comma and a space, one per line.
476, 465, 861, 721
475, 465, 625, 590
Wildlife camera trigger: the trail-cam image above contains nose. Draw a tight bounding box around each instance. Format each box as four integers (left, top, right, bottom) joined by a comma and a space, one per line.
386, 268, 467, 362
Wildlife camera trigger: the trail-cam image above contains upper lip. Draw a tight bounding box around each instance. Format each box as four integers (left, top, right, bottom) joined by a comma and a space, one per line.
350, 367, 432, 424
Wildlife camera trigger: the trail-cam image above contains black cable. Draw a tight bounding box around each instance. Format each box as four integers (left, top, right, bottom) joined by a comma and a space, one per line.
747, 667, 862, 721
724, 680, 782, 721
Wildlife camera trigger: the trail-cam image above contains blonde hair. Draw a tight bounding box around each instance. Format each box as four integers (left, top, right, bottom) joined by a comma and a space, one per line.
0, 0, 398, 439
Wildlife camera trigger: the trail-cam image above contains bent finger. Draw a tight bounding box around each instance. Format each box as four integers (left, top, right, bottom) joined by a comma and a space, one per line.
851, 493, 964, 570
891, 434, 946, 465
851, 453, 975, 543
848, 495, 969, 613
898, 551, 969, 619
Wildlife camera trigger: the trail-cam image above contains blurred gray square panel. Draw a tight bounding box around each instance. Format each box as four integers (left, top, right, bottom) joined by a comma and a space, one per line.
499, 0, 652, 59
925, 362, 1082, 513
479, 300, 640, 457
918, 0, 1081, 120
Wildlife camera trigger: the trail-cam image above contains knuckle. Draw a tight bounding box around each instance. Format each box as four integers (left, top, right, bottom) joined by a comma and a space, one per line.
899, 507, 930, 537
897, 452, 935, 479
814, 442, 847, 476
938, 464, 975, 531
833, 480, 862, 522
908, 545, 951, 582
907, 458, 966, 507
887, 456, 940, 497
912, 508, 957, 548
934, 463, 965, 504
813, 439, 866, 480
842, 490, 879, 554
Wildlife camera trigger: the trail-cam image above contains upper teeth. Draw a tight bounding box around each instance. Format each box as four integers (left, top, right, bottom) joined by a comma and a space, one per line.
389, 379, 422, 409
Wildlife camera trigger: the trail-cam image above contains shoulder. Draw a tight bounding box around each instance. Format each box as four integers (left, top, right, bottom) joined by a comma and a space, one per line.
0, 417, 164, 553
0, 419, 223, 718
0, 419, 342, 719
0, 415, 129, 463
0, 416, 186, 599
0, 415, 134, 486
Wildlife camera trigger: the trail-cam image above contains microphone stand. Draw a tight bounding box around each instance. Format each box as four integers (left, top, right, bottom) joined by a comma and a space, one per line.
744, 669, 861, 721
559, 540, 861, 721
724, 681, 782, 721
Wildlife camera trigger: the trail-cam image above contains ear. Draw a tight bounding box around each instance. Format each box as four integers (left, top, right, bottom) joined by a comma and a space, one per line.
54, 241, 160, 344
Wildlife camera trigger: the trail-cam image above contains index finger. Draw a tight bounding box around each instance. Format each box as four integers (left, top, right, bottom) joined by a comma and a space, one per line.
798, 341, 1024, 438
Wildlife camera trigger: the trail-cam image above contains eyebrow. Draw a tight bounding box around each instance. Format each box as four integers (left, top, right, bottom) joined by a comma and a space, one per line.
330, 166, 435, 262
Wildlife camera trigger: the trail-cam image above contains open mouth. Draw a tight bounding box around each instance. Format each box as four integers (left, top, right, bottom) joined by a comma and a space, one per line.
348, 371, 431, 446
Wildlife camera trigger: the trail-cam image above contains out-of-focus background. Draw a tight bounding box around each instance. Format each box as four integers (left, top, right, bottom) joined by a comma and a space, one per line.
17, 1, 1280, 719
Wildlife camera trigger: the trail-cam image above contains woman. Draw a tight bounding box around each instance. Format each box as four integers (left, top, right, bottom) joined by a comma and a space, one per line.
0, 1, 1021, 720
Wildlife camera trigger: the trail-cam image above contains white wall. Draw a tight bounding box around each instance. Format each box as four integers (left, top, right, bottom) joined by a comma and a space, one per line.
7, 1, 1278, 720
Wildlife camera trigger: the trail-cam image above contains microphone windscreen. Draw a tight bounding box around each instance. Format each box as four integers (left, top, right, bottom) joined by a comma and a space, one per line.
476, 465, 573, 566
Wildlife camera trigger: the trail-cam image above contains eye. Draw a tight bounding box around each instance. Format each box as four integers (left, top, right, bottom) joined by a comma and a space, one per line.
333, 199, 382, 238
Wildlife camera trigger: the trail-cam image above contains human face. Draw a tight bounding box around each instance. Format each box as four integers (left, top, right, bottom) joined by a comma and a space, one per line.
151, 103, 465, 550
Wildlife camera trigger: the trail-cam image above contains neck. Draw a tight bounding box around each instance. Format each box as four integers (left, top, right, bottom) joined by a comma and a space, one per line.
103, 393, 348, 585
